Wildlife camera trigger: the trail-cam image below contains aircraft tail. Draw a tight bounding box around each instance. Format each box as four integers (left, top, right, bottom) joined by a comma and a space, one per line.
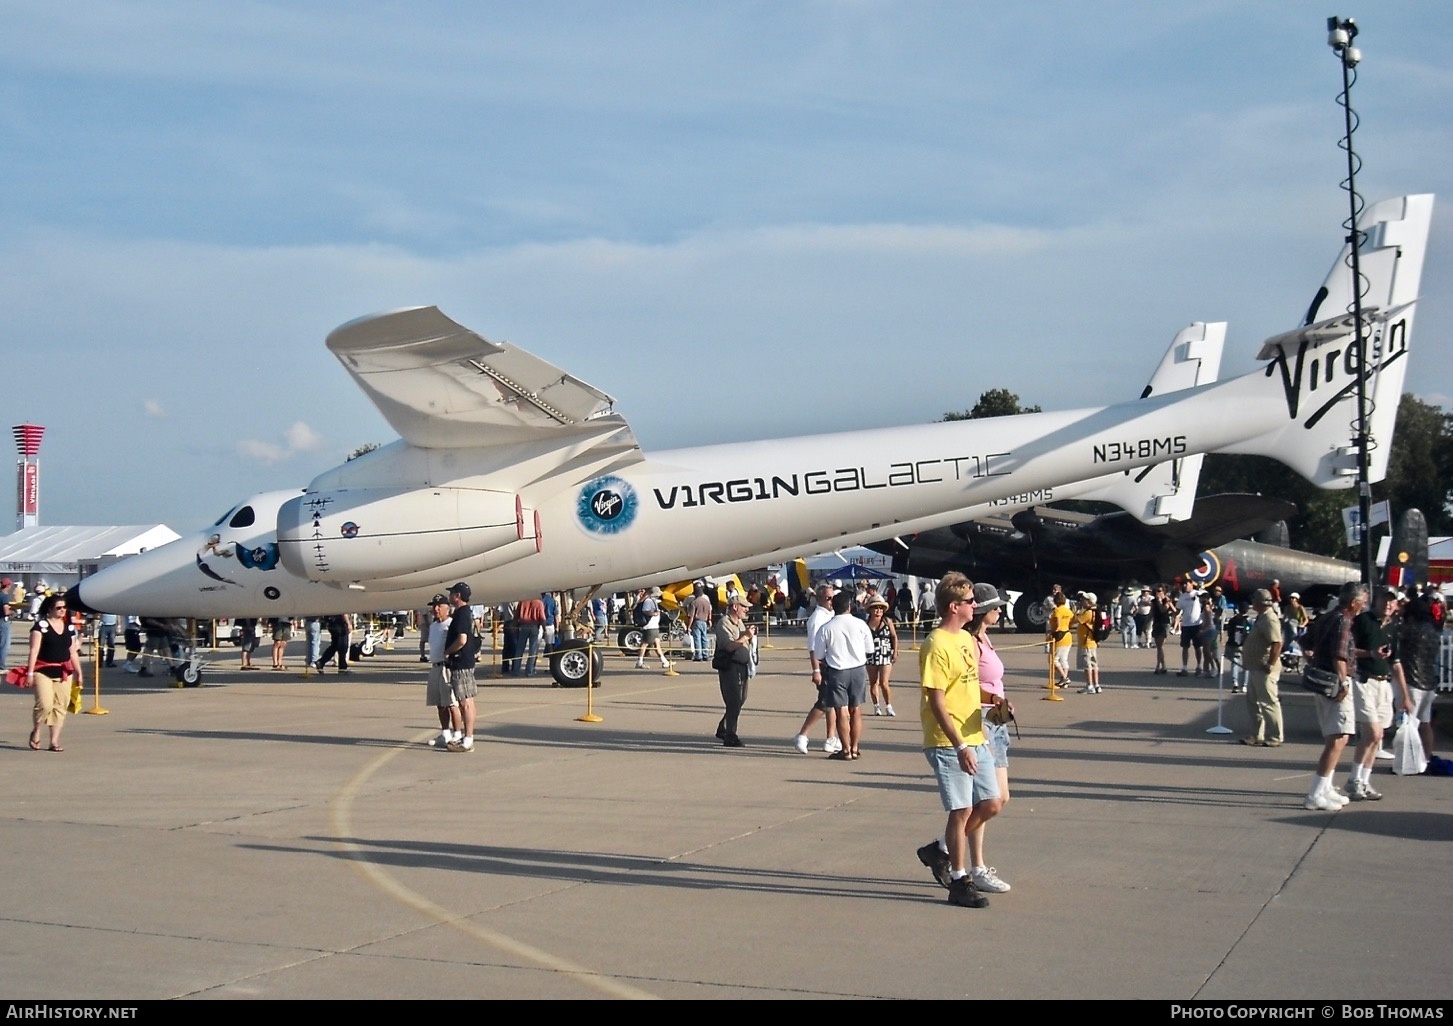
1077, 321, 1224, 523
1220, 194, 1434, 488
1382, 507, 1429, 590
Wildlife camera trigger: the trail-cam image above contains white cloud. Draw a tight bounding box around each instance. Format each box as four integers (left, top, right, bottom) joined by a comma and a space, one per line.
143, 399, 165, 418
285, 421, 324, 452
236, 439, 289, 464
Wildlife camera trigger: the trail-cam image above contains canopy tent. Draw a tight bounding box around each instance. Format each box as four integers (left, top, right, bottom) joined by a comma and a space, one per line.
812, 562, 895, 582
0, 525, 180, 585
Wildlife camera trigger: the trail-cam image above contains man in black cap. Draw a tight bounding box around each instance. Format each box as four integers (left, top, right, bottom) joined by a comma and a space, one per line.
444, 582, 479, 752
425, 593, 462, 748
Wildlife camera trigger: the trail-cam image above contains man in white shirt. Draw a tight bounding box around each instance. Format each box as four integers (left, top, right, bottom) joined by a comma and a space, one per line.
1176, 580, 1205, 677
813, 591, 875, 759
791, 585, 843, 754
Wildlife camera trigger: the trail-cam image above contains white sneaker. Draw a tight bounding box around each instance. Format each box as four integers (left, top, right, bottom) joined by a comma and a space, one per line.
873, 705, 883, 716
635, 659, 645, 669
1303, 791, 1339, 811
427, 730, 450, 747
1345, 779, 1367, 801
885, 705, 895, 717
1375, 748, 1395, 761
823, 736, 843, 754
970, 865, 1011, 893
1322, 786, 1351, 807
123, 661, 139, 674
792, 734, 809, 754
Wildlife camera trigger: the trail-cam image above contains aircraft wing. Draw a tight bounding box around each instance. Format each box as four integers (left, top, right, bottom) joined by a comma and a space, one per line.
326, 306, 638, 451
1147, 493, 1298, 548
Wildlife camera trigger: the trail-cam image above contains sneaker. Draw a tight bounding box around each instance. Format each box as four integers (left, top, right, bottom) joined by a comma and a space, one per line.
1345, 779, 1368, 801
1375, 748, 1395, 761
916, 842, 952, 889
970, 865, 1011, 893
823, 736, 843, 754
635, 659, 645, 669
947, 876, 990, 909
1360, 782, 1384, 801
427, 731, 451, 748
446, 737, 474, 752
1264, 738, 1283, 747
1090, 685, 1103, 694
1322, 786, 1351, 807
873, 705, 883, 716
1303, 791, 1340, 811
792, 733, 809, 754
122, 662, 139, 674
885, 705, 895, 717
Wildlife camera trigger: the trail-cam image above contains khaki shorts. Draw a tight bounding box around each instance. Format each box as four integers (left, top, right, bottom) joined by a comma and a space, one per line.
1352, 676, 1393, 728
1315, 688, 1355, 737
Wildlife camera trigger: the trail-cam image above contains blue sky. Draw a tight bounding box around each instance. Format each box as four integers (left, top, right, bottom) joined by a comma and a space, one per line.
2, 2, 1449, 533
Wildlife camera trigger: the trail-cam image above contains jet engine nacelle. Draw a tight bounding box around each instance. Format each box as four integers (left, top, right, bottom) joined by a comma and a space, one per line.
277, 487, 522, 583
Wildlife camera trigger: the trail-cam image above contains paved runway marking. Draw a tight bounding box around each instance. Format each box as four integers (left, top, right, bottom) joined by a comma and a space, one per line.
330, 720, 659, 999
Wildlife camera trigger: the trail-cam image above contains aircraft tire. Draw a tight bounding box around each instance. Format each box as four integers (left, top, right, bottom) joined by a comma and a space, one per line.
181, 665, 203, 687
617, 627, 645, 656
1014, 594, 1049, 634
550, 641, 604, 688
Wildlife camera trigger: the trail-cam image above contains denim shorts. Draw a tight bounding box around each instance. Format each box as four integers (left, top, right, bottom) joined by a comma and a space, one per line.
924, 743, 999, 811
984, 720, 1011, 769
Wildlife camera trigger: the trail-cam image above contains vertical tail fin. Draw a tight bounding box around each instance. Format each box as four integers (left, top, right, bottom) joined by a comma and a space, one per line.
1222, 194, 1434, 488
1076, 321, 1224, 523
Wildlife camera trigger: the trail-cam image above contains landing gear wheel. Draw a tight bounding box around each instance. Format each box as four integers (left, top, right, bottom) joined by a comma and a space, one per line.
1015, 593, 1049, 634
617, 627, 644, 657
181, 665, 203, 687
550, 641, 604, 688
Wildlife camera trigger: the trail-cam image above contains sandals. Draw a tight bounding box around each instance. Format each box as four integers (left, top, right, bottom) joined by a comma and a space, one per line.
28, 733, 41, 751
49, 744, 63, 752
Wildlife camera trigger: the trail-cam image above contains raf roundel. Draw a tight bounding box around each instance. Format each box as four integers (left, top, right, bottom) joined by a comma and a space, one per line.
577, 475, 638, 536
1189, 550, 1222, 587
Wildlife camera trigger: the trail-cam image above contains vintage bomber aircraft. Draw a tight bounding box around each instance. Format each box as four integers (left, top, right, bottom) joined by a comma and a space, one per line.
72, 195, 1433, 685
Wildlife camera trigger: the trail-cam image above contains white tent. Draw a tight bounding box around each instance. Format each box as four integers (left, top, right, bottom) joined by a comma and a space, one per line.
0, 525, 180, 586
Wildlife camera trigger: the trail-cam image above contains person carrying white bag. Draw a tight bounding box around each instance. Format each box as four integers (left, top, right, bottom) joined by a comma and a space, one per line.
1394, 591, 1442, 776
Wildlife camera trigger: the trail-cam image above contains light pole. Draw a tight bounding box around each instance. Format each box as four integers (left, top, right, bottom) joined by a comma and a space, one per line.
1327, 15, 1374, 586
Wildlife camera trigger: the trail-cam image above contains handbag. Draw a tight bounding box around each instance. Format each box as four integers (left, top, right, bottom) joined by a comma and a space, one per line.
1392, 715, 1428, 776
68, 681, 84, 714
1298, 664, 1342, 699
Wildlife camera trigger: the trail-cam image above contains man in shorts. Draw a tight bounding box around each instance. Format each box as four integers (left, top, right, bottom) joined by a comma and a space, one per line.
813, 591, 873, 760
914, 572, 1000, 909
424, 594, 463, 748
1303, 582, 1366, 810
1074, 592, 1102, 694
633, 587, 673, 672
1346, 588, 1407, 800
791, 584, 842, 754
1045, 592, 1073, 688
444, 582, 479, 752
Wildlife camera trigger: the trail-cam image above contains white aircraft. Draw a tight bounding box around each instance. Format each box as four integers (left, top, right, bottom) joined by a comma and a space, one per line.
74, 194, 1433, 684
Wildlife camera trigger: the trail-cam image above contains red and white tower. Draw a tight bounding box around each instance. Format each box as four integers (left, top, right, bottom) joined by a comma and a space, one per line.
13, 423, 44, 531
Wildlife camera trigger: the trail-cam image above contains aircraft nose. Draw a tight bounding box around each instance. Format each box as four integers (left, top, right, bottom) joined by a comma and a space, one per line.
66, 583, 100, 616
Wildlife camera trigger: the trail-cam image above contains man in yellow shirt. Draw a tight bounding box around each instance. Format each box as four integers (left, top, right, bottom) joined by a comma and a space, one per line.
914, 572, 1002, 909
1074, 592, 1102, 694
1046, 591, 1074, 688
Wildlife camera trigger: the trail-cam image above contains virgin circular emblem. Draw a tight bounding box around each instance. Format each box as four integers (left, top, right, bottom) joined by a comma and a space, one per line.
576, 475, 637, 536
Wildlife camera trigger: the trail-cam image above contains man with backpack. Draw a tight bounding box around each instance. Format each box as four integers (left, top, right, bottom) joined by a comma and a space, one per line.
633, 587, 672, 672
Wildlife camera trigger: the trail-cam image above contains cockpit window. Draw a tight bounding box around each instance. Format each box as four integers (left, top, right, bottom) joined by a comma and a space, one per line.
228, 506, 256, 529
211, 505, 239, 527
